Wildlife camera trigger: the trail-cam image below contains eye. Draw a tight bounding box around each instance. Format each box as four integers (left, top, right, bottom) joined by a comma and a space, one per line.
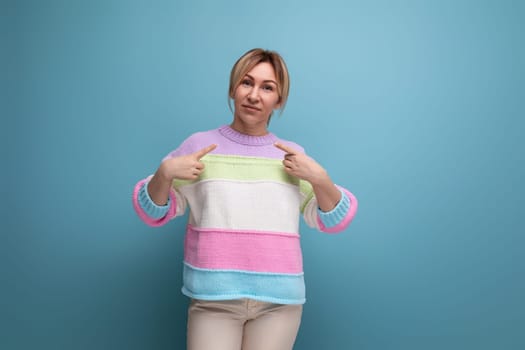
262, 84, 274, 92
241, 79, 253, 87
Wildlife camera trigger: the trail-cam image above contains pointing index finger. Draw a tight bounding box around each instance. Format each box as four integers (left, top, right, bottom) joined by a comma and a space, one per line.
194, 144, 217, 159
274, 142, 296, 155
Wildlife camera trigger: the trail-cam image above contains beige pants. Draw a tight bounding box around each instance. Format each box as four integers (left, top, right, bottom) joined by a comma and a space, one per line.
187, 298, 303, 350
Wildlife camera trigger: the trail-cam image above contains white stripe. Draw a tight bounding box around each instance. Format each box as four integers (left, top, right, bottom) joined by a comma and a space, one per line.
178, 180, 302, 233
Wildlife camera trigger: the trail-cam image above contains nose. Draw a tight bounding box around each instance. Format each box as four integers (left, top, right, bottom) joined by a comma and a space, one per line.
247, 87, 259, 102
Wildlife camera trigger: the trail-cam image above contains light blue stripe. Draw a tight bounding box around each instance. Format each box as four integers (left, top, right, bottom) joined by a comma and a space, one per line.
138, 182, 170, 219
182, 263, 306, 305
317, 189, 351, 228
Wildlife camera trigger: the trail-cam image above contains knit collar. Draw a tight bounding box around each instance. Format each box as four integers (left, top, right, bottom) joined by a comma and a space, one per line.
218, 125, 278, 146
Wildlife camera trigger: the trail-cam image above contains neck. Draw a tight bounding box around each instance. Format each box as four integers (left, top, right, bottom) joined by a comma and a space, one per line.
230, 120, 268, 136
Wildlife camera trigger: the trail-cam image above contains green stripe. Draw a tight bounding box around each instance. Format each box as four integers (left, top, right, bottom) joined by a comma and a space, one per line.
173, 154, 300, 187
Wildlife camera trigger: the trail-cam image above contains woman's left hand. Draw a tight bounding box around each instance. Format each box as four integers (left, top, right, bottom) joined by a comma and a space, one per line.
274, 142, 329, 185
275, 142, 342, 212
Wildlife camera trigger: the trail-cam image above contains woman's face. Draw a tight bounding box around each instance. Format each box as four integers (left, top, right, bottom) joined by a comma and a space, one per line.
232, 62, 281, 135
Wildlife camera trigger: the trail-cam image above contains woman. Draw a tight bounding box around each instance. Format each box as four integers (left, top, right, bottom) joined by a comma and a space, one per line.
132, 48, 358, 350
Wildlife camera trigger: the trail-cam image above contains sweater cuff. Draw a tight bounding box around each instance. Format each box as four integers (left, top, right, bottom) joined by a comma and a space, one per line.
317, 189, 351, 228
138, 182, 171, 219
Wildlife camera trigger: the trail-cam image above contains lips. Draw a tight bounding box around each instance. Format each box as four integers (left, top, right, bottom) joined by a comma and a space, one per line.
242, 104, 261, 111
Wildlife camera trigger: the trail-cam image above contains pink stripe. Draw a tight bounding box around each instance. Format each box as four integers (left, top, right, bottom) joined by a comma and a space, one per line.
132, 178, 177, 227
184, 226, 303, 274
317, 188, 358, 234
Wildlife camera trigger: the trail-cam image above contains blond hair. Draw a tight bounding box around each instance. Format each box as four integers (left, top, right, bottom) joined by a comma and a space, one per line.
228, 48, 290, 122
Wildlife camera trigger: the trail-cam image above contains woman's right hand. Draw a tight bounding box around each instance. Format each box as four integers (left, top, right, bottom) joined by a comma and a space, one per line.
158, 144, 217, 181
147, 144, 217, 206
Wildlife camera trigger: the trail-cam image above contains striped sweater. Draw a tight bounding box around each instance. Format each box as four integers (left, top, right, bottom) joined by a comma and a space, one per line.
132, 125, 358, 304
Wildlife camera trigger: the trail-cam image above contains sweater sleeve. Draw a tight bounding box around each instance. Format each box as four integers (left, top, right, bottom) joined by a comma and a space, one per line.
137, 182, 171, 219
317, 188, 351, 227
132, 176, 186, 227
300, 182, 358, 233
132, 134, 201, 227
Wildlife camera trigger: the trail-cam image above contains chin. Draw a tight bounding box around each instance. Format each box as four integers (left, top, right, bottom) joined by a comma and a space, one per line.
238, 113, 267, 124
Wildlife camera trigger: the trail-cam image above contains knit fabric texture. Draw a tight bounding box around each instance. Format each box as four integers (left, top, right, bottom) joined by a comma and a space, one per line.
138, 182, 170, 219
132, 125, 358, 304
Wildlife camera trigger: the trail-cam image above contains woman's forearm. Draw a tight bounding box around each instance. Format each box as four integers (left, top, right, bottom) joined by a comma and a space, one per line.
147, 166, 173, 206
310, 174, 342, 212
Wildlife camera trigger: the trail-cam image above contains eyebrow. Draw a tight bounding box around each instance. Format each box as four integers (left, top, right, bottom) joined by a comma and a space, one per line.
245, 74, 278, 86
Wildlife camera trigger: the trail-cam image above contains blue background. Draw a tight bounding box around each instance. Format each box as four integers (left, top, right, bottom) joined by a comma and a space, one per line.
3, 0, 524, 349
